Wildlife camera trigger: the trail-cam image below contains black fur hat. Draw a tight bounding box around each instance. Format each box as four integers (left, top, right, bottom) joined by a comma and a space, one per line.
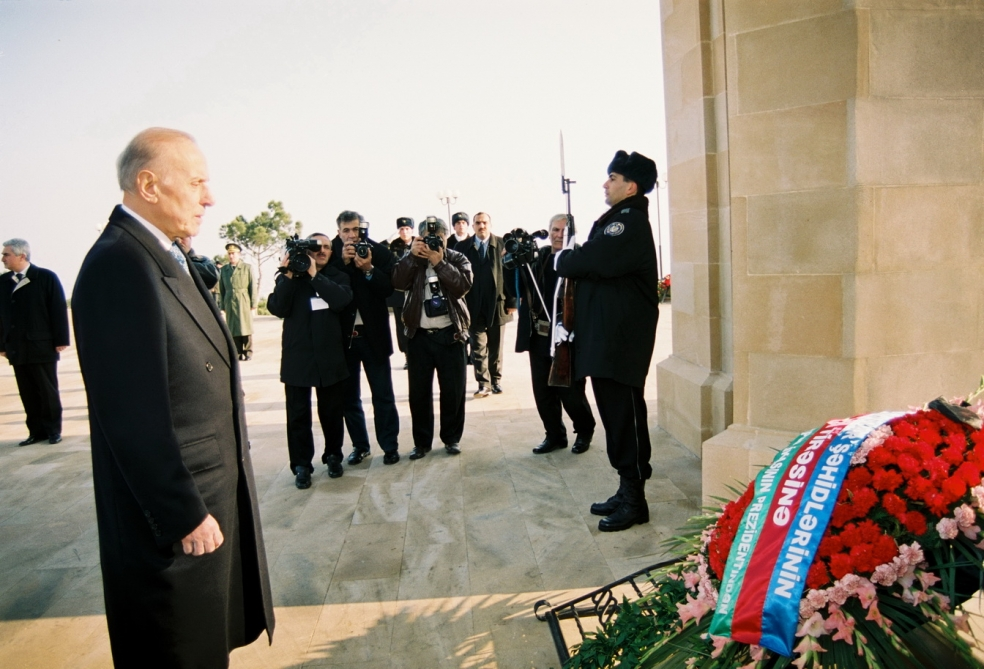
607, 150, 658, 194
451, 212, 470, 224
396, 217, 414, 229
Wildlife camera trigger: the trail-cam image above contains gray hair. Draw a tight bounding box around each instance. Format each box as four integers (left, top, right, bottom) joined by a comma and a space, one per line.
336, 210, 365, 226
117, 127, 196, 194
549, 214, 568, 227
2, 238, 30, 260
418, 216, 448, 237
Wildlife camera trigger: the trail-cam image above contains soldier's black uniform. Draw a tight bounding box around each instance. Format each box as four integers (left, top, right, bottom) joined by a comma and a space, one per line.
556, 192, 659, 525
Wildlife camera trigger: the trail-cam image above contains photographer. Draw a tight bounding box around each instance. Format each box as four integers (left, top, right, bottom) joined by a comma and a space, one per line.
267, 233, 353, 489
392, 216, 473, 460
513, 215, 595, 455
329, 211, 401, 466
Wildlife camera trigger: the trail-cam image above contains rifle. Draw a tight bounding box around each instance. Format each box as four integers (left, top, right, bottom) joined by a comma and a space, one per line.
548, 132, 576, 388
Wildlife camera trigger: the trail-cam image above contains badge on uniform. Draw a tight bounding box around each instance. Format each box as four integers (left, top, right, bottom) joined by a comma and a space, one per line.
604, 222, 625, 236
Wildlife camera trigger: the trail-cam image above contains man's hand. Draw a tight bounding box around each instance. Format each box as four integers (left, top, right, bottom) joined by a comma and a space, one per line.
411, 239, 443, 267
181, 514, 224, 556
306, 258, 318, 279
279, 252, 294, 280
506, 308, 517, 315
0, 352, 6, 358
353, 248, 373, 272
341, 243, 357, 265
56, 346, 68, 352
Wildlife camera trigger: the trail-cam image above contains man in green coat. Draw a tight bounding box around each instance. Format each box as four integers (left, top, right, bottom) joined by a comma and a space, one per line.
219, 242, 257, 360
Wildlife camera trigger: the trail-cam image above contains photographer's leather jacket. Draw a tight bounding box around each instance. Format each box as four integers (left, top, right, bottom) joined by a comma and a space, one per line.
392, 248, 473, 340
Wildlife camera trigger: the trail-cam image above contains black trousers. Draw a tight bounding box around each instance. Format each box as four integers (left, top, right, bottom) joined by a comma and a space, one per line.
407, 327, 467, 449
233, 335, 252, 357
590, 376, 652, 481
337, 336, 400, 454
469, 323, 505, 386
284, 382, 345, 473
392, 307, 408, 354
529, 334, 595, 445
13, 361, 62, 438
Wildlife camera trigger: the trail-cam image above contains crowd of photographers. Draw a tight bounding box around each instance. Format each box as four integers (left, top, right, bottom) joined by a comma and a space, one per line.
225, 148, 661, 534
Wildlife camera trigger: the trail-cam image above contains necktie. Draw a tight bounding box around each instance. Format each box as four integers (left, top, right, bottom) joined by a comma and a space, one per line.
480, 241, 487, 260
169, 242, 190, 276
14, 273, 22, 283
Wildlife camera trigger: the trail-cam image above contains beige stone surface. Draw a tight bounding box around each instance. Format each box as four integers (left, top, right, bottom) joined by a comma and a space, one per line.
0, 310, 690, 668
700, 423, 797, 504
747, 353, 855, 432
745, 188, 859, 275
729, 101, 849, 196
870, 11, 984, 98
724, 0, 844, 34
856, 98, 984, 186
735, 11, 857, 114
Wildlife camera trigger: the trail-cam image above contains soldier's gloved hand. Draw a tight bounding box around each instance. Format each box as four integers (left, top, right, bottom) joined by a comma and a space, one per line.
554, 324, 574, 343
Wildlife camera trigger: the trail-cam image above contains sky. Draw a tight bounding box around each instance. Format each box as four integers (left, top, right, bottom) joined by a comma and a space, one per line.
0, 0, 668, 294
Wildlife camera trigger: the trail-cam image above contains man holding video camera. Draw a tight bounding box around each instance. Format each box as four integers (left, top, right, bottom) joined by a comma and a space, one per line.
392, 216, 473, 460
513, 215, 595, 455
555, 150, 660, 532
330, 211, 401, 466
267, 233, 352, 489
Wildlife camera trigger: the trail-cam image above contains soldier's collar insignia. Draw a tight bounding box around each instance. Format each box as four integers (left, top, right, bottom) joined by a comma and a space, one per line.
604, 222, 625, 236
621, 208, 631, 214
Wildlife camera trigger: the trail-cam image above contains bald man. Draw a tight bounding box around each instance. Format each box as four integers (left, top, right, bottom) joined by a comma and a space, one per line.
73, 128, 274, 667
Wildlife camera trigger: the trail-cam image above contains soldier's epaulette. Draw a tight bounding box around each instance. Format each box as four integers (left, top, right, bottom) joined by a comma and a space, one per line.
621, 208, 631, 214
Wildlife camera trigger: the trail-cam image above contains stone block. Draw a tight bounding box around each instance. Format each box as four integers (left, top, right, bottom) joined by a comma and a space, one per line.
864, 350, 984, 413
724, 0, 844, 33
700, 423, 798, 505
730, 102, 849, 196
856, 98, 984, 185
669, 209, 714, 265
736, 11, 857, 114
747, 353, 855, 431
667, 97, 710, 165
872, 185, 984, 272
668, 155, 712, 214
870, 12, 984, 98
662, 0, 701, 65
854, 267, 980, 357
746, 187, 859, 275
734, 275, 844, 357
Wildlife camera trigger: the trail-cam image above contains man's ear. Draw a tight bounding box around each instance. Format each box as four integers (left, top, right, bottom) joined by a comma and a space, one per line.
626, 180, 639, 198
134, 169, 160, 204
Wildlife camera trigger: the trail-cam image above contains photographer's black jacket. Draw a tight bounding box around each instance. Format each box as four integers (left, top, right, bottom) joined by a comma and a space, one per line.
555, 194, 659, 388
459, 234, 516, 330
267, 266, 353, 387
513, 247, 557, 354
329, 237, 395, 358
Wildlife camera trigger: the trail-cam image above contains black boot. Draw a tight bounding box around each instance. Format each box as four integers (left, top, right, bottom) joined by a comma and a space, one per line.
598, 478, 649, 532
590, 478, 626, 516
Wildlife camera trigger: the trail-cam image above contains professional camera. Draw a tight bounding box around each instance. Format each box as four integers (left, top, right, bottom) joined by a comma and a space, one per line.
422, 216, 444, 252
353, 222, 371, 259
502, 228, 548, 270
423, 275, 449, 318
284, 235, 322, 276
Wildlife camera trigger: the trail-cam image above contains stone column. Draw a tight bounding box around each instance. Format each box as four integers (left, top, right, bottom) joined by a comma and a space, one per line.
660, 1, 984, 503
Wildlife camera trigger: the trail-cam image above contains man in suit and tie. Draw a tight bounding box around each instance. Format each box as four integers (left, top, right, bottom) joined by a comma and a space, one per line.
0, 239, 69, 446
72, 128, 274, 667
460, 212, 516, 397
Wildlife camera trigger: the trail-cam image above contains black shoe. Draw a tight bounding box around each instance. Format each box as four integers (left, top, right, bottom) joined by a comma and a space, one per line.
532, 438, 567, 455
571, 434, 592, 454
294, 466, 312, 489
409, 446, 431, 460
473, 386, 490, 398
590, 479, 626, 516
244, 352, 252, 361
491, 383, 503, 394
347, 448, 370, 465
383, 451, 400, 465
598, 479, 649, 532
48, 434, 62, 445
238, 353, 245, 361
403, 356, 409, 371
444, 443, 461, 456
18, 436, 42, 446
326, 454, 343, 478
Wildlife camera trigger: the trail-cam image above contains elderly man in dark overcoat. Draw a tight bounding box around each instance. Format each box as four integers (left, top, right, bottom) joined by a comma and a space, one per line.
460, 211, 516, 397
72, 128, 274, 667
556, 150, 660, 533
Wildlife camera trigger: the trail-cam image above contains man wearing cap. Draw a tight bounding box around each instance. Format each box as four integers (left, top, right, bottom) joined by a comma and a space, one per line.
556, 150, 660, 532
447, 212, 471, 251
386, 217, 415, 368
218, 242, 257, 360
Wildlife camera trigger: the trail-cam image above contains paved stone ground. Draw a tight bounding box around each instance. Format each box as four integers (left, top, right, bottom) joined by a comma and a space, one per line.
0, 306, 699, 668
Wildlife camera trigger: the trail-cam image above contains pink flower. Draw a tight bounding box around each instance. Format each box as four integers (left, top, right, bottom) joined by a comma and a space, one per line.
676, 593, 712, 625
709, 635, 729, 658
871, 563, 898, 586
806, 589, 827, 609
954, 504, 981, 539
824, 610, 856, 645
854, 579, 877, 609
953, 613, 971, 633
917, 570, 940, 590
937, 517, 959, 540
750, 645, 766, 661
796, 612, 826, 638
866, 602, 890, 630
682, 570, 701, 590
852, 424, 892, 465
971, 484, 984, 509
898, 542, 924, 567
827, 584, 849, 607
800, 599, 816, 619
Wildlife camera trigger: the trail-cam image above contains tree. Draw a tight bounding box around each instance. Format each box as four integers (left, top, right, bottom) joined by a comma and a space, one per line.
220, 200, 302, 295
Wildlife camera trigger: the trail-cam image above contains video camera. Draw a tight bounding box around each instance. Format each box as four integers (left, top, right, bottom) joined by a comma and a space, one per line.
502, 228, 548, 270
422, 216, 444, 252
284, 235, 322, 276
353, 222, 371, 259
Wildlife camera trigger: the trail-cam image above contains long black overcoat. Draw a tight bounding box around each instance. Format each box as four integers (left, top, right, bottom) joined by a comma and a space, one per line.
459, 234, 516, 330
329, 237, 395, 357
72, 207, 274, 668
555, 194, 660, 388
266, 265, 352, 388
0, 264, 70, 365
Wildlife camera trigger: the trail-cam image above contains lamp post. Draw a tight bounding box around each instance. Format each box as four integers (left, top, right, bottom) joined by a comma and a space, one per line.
654, 178, 667, 280
437, 189, 459, 224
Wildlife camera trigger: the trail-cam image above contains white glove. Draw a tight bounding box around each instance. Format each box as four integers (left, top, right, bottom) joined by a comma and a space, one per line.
554, 323, 573, 343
